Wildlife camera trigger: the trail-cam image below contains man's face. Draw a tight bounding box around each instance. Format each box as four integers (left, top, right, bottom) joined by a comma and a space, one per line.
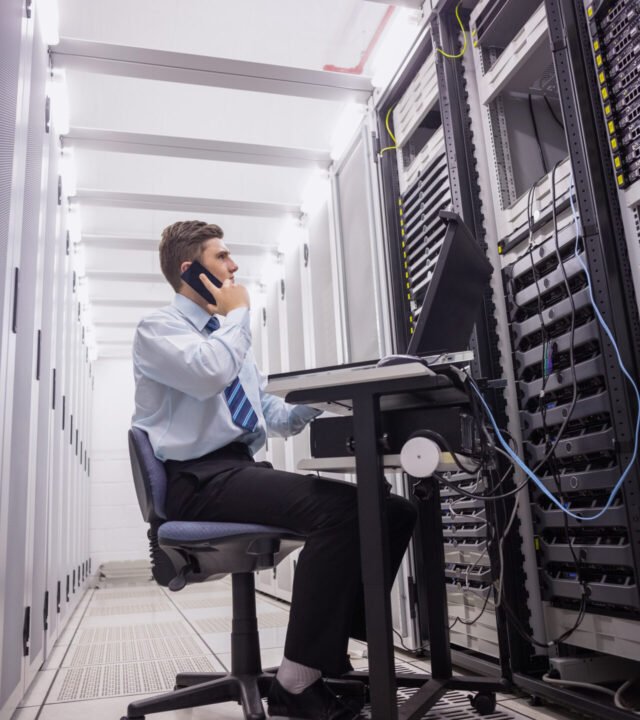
182, 237, 239, 283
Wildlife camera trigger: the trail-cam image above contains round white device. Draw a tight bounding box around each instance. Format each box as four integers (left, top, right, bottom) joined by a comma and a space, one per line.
400, 436, 441, 478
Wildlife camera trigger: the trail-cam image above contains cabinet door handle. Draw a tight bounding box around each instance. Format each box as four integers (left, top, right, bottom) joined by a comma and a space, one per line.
12, 268, 19, 334
36, 329, 42, 380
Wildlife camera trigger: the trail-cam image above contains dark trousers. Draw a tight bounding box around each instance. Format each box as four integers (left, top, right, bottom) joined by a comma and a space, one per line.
165, 443, 417, 676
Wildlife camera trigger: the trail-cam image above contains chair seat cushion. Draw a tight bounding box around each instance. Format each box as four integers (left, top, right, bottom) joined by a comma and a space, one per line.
158, 520, 302, 545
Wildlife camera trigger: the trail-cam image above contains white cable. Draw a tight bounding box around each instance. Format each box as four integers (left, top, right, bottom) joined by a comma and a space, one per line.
614, 678, 640, 714
542, 673, 616, 697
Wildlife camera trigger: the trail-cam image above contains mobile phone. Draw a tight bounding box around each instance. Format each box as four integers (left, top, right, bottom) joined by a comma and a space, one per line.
180, 260, 222, 305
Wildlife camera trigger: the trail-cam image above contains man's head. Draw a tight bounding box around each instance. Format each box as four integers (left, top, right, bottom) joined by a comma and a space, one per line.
159, 220, 238, 293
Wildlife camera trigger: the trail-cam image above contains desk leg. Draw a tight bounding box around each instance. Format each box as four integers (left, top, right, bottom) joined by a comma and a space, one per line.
415, 477, 452, 681
352, 394, 398, 720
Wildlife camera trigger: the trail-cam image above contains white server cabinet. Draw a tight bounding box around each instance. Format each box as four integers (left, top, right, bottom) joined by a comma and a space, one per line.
23, 42, 59, 687
274, 239, 307, 603
469, 0, 569, 242
1, 5, 49, 712
0, 0, 34, 710
0, 4, 91, 718
254, 280, 286, 597
46, 198, 69, 648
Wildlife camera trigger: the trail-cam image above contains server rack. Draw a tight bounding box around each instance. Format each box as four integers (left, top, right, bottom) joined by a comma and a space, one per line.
0, 5, 92, 717
465, 0, 640, 716
374, 7, 514, 674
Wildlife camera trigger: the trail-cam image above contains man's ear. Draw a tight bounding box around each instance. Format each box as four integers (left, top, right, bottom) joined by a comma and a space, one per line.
180, 260, 192, 275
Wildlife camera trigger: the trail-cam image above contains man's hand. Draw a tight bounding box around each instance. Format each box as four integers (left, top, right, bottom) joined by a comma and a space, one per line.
200, 274, 250, 316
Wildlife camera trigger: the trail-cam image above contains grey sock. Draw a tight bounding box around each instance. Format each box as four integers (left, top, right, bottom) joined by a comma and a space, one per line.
276, 656, 322, 695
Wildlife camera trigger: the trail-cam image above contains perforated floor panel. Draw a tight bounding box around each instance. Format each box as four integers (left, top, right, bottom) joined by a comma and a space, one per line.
367, 687, 529, 720
68, 635, 207, 666
75, 621, 192, 644
194, 610, 290, 634
168, 593, 233, 609
42, 576, 536, 720
85, 600, 173, 616
53, 656, 221, 702
357, 663, 528, 720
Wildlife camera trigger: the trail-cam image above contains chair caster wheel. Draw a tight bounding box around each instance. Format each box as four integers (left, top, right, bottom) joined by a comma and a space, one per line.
469, 692, 496, 715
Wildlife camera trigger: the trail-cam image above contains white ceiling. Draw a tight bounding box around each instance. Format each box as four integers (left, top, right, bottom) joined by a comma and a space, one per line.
52, 0, 418, 357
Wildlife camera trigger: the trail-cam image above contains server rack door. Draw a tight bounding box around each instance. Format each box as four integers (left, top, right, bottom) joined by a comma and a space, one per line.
24, 25, 57, 684
307, 201, 341, 367
333, 131, 385, 362
0, 1, 31, 714
68, 294, 81, 608
1, 12, 47, 710
44, 193, 67, 647
60, 246, 74, 623
275, 241, 307, 602
49, 209, 70, 639
252, 307, 277, 597
265, 278, 287, 479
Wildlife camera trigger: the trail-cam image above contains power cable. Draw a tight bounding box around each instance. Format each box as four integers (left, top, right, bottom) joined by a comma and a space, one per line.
544, 95, 565, 129
379, 105, 398, 157
528, 94, 548, 176
614, 677, 640, 713
436, 3, 467, 60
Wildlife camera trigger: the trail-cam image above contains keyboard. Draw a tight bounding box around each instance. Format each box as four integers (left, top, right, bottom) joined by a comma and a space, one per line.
266, 351, 473, 415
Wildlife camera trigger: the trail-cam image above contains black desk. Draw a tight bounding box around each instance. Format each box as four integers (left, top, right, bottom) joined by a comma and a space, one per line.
272, 363, 507, 720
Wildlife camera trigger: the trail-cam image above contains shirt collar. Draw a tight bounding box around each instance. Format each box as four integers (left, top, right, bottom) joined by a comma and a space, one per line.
172, 293, 216, 333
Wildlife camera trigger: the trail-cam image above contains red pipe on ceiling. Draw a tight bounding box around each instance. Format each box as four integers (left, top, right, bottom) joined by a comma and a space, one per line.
322, 5, 395, 75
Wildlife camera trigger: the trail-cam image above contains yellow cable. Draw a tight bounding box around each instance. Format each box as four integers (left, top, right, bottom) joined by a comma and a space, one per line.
437, 2, 467, 59
379, 105, 397, 156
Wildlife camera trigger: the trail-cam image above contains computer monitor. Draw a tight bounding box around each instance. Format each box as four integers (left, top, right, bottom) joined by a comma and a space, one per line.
406, 210, 492, 357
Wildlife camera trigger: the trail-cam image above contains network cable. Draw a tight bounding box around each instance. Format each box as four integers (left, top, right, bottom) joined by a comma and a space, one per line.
465, 171, 640, 521
537, 163, 589, 619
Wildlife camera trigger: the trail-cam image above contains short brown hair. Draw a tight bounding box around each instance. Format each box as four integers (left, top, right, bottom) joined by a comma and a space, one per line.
159, 220, 224, 291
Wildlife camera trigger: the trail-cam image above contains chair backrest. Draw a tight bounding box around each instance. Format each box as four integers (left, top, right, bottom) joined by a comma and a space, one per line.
128, 427, 168, 523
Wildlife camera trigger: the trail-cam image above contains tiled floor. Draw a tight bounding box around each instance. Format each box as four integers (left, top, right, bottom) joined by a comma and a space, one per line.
12, 576, 577, 720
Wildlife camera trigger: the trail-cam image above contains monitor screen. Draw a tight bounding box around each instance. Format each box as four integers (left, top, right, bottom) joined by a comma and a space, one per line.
406, 210, 492, 356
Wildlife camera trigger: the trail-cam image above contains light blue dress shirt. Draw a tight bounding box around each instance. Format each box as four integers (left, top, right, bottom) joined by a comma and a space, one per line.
132, 294, 320, 461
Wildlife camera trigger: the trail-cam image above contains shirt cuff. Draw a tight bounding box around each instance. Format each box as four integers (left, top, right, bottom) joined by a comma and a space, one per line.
224, 306, 250, 327
294, 405, 323, 422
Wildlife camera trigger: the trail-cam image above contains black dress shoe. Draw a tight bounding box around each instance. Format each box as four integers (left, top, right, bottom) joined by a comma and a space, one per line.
267, 678, 361, 719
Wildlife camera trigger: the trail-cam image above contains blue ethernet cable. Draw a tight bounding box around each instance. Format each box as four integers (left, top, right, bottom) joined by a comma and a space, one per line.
468, 173, 640, 521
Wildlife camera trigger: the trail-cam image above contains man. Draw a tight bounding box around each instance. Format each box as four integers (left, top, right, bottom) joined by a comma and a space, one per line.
132, 220, 417, 720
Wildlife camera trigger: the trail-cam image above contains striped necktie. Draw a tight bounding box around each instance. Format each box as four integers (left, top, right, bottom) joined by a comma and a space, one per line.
205, 316, 259, 433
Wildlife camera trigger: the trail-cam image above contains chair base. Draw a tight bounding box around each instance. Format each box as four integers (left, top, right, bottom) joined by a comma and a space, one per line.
122, 671, 274, 720
120, 573, 367, 719
122, 670, 368, 720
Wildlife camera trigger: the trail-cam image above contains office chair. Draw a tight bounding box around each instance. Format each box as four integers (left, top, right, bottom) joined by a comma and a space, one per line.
122, 427, 365, 720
